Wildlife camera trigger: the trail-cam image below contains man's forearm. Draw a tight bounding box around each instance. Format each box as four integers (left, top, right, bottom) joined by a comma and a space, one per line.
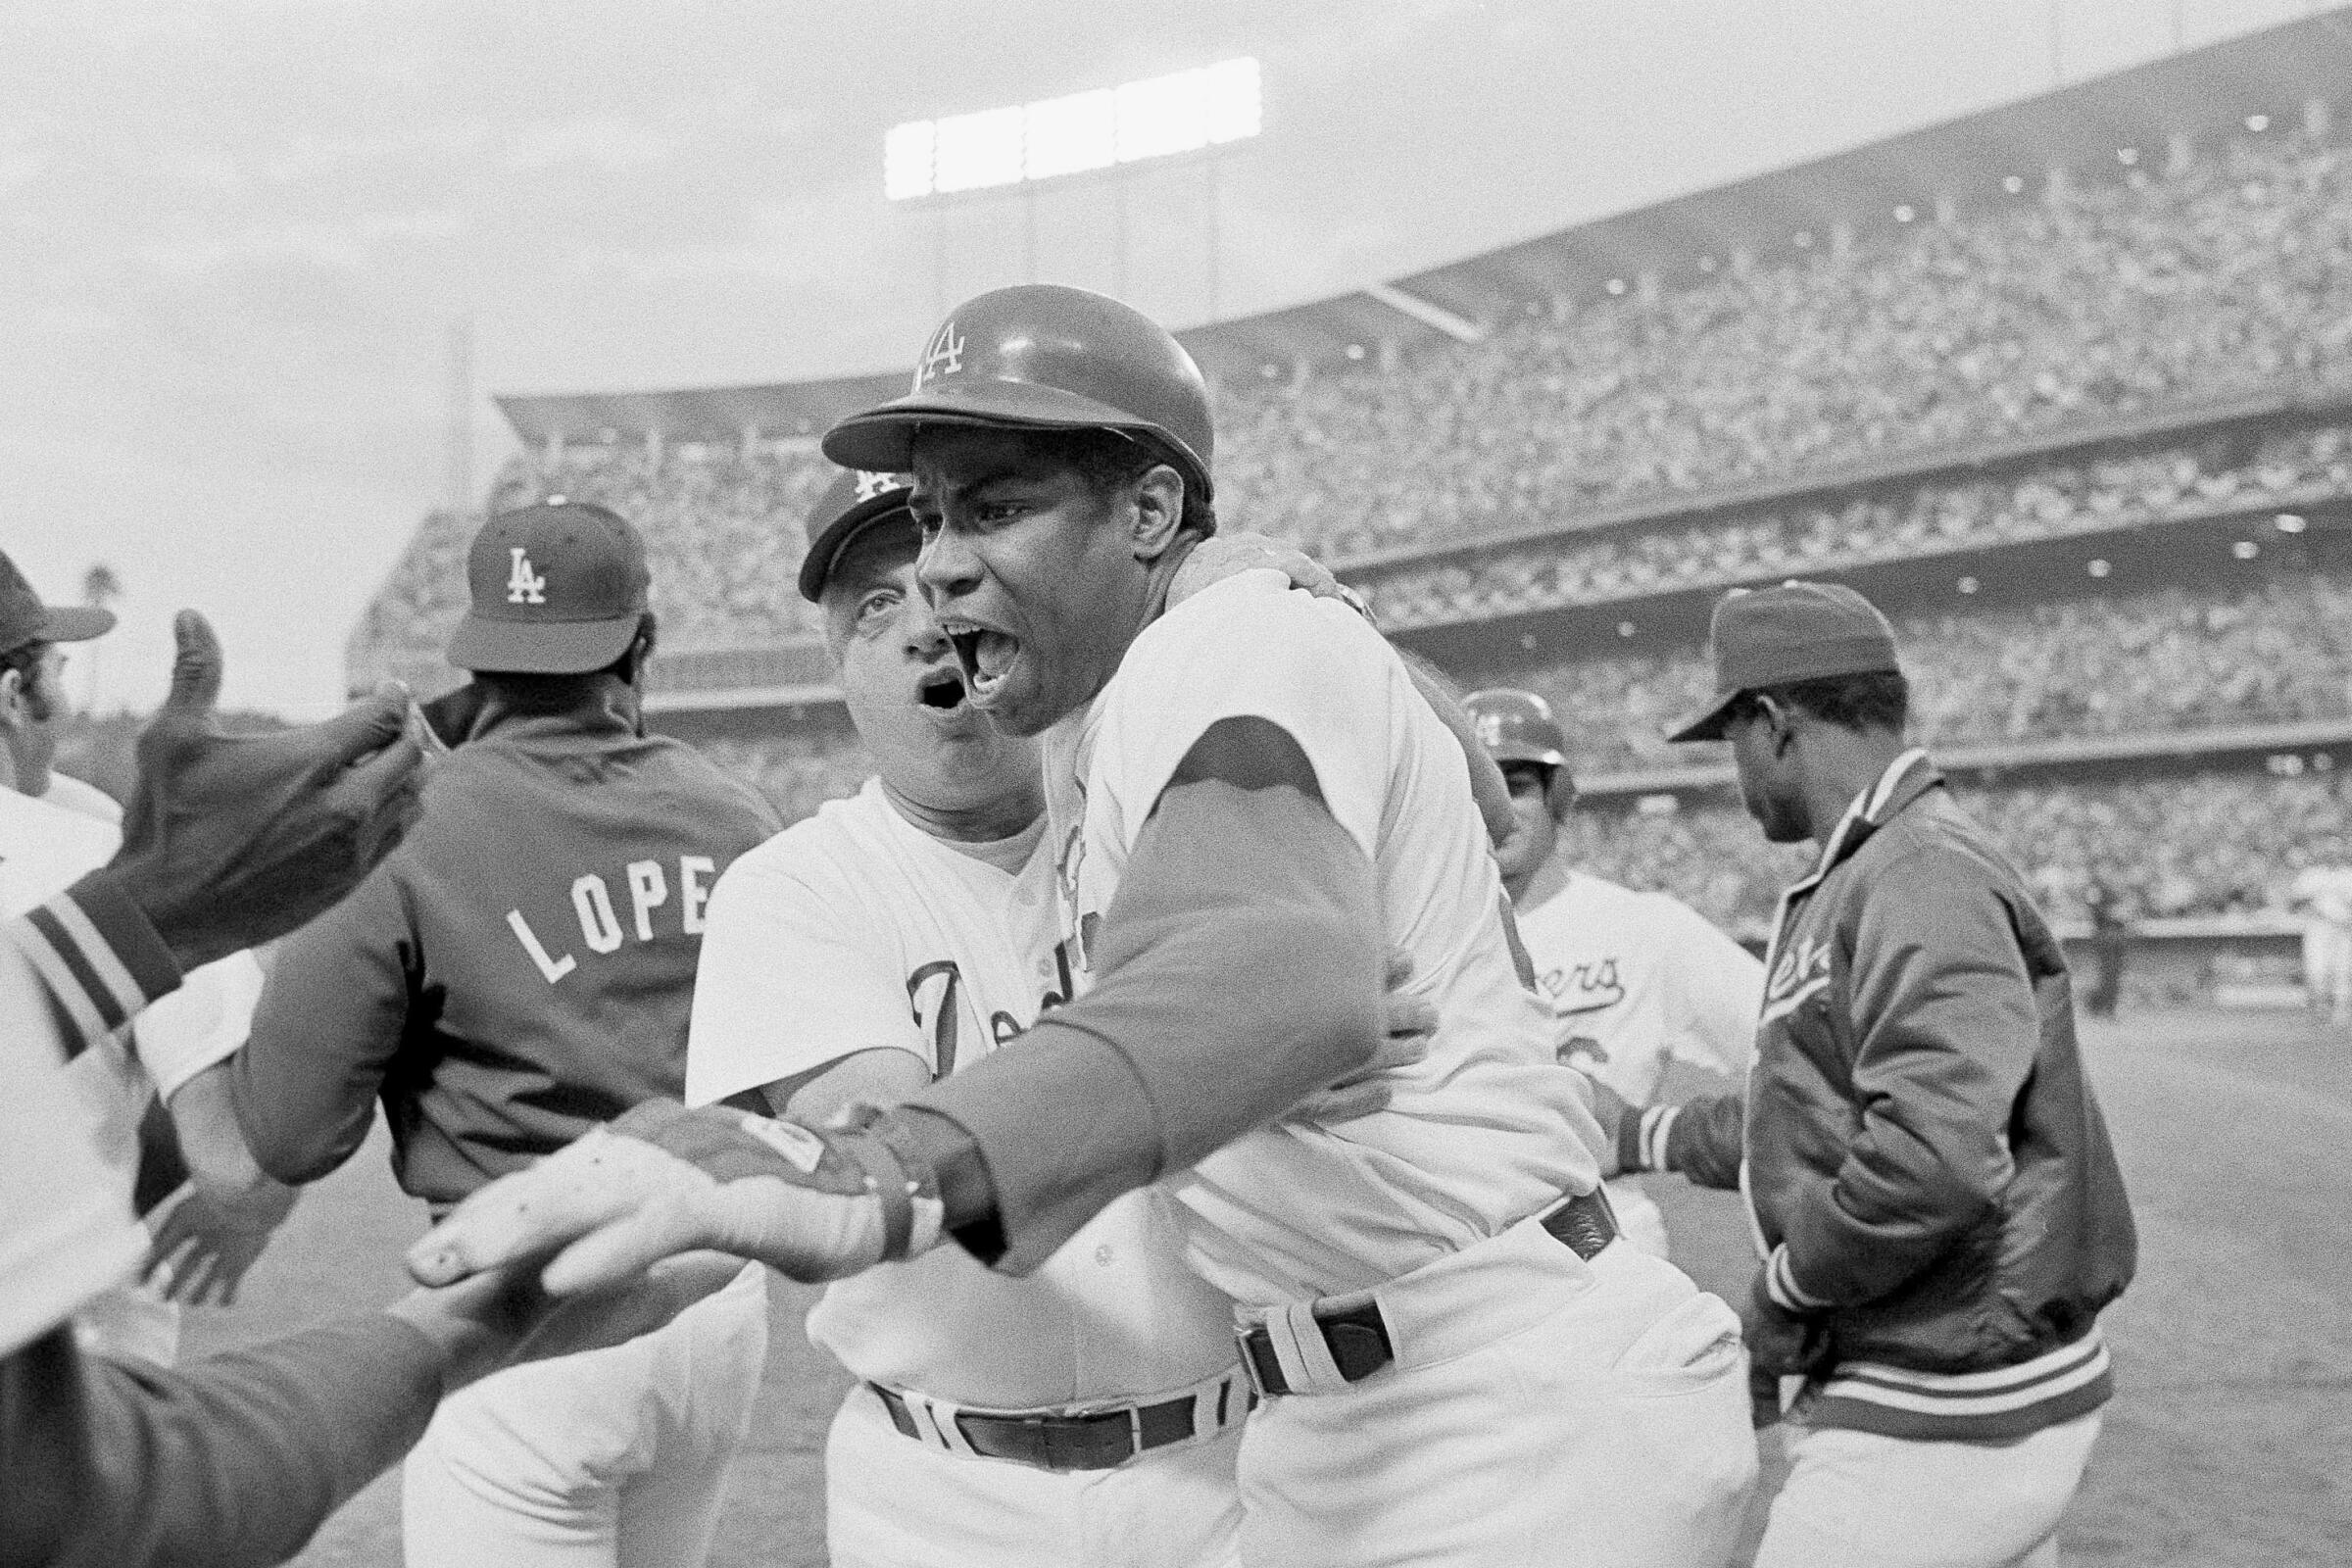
1, 1315, 447, 1568
901, 768, 1386, 1274
1618, 1093, 1747, 1191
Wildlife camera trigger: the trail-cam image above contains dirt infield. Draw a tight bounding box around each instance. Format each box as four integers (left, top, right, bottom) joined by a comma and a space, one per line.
182, 1006, 2352, 1567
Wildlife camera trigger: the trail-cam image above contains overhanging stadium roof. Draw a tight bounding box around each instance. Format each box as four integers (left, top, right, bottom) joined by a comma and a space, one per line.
495, 10, 2352, 449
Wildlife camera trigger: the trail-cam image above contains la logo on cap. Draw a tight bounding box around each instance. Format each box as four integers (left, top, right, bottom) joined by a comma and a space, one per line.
914, 319, 964, 390
506, 548, 548, 605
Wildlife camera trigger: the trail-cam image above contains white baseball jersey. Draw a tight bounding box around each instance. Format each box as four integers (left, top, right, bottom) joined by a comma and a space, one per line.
1513, 870, 1762, 1102
1043, 569, 1602, 1306
686, 778, 1240, 1411
0, 787, 263, 1184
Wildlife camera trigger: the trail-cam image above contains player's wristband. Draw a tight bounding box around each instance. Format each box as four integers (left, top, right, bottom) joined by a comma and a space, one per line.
829, 1102, 948, 1262
609, 1100, 943, 1263
1619, 1103, 1680, 1175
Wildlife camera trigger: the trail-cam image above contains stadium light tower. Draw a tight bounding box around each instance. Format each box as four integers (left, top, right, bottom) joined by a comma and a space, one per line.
884, 59, 1261, 202
886, 58, 1261, 318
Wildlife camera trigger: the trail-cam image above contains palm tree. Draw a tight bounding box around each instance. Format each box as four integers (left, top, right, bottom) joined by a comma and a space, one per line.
80, 564, 121, 712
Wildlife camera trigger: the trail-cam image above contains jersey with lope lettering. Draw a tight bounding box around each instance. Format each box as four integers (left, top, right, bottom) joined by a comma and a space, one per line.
231, 703, 778, 1208
1044, 569, 1604, 1306
686, 778, 1240, 1409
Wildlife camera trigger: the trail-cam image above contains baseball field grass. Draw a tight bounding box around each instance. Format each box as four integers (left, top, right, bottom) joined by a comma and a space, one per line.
184, 1005, 2352, 1566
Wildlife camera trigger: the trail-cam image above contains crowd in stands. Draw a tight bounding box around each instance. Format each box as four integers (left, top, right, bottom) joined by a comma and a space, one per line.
331, 120, 2352, 942
351, 122, 2352, 683
349, 444, 837, 689
1575, 771, 2352, 938
697, 725, 873, 826
1491, 566, 2352, 775
1357, 418, 2352, 631
1218, 122, 2352, 561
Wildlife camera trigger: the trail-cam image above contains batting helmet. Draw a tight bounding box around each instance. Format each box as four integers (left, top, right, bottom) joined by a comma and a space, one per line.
797, 467, 915, 604
821, 284, 1215, 503
1464, 689, 1569, 770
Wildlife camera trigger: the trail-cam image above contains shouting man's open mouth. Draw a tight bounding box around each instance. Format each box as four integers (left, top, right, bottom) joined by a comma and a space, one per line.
914, 666, 966, 711
941, 620, 1020, 707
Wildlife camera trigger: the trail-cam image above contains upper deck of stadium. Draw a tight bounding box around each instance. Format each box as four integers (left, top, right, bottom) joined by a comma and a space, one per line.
492, 12, 2352, 452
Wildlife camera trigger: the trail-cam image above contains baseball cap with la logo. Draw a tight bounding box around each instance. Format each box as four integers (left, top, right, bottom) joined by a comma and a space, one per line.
447, 499, 651, 674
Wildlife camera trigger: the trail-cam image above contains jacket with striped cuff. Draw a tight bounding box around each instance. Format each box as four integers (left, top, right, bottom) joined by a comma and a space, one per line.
16, 870, 183, 1061
1626, 752, 2136, 1443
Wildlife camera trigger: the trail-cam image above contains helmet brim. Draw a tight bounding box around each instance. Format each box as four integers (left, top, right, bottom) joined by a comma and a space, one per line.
798, 493, 917, 604
823, 379, 1212, 500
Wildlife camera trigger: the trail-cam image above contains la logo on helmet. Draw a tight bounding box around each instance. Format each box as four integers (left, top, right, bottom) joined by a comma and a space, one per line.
914, 319, 965, 389
507, 548, 548, 605
852, 470, 900, 503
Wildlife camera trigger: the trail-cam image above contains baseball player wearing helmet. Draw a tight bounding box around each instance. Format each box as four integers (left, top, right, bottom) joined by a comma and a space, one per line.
409, 287, 1758, 1567
227, 502, 780, 1568
1467, 687, 1762, 1259
687, 468, 1265, 1568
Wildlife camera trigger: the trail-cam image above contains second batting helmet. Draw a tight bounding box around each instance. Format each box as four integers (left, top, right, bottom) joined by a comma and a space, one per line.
1464, 689, 1569, 769
797, 467, 915, 603
821, 284, 1214, 502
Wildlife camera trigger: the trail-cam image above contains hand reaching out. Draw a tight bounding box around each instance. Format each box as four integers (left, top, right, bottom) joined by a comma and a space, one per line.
93, 612, 428, 971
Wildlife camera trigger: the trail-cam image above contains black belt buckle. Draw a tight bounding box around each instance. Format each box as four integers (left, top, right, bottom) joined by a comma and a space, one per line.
1541, 1187, 1619, 1260
1240, 1298, 1396, 1397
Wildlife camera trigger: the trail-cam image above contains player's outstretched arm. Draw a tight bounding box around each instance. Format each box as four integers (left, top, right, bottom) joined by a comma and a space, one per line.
408, 1100, 947, 1294
893, 714, 1388, 1273
2, 1254, 738, 1568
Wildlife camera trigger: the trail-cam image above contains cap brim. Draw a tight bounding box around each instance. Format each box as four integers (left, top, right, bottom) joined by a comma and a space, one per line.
822, 379, 1208, 492
447, 612, 642, 675
1665, 691, 1742, 744
39, 606, 114, 644
798, 496, 915, 603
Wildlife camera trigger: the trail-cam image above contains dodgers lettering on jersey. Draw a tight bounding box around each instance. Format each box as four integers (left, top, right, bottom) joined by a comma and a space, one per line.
1511, 871, 1763, 1104
1043, 569, 1603, 1305
685, 779, 1237, 1410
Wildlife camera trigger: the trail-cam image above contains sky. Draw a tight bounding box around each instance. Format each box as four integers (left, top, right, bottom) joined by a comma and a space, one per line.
0, 0, 2326, 718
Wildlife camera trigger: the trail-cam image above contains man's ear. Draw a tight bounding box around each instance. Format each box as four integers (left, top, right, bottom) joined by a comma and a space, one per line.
1127, 464, 1187, 564
1753, 693, 1798, 757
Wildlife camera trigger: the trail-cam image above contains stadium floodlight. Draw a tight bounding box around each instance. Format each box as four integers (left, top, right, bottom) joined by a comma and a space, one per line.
933, 105, 1025, 194
1025, 87, 1117, 181
885, 56, 1261, 201
884, 122, 937, 202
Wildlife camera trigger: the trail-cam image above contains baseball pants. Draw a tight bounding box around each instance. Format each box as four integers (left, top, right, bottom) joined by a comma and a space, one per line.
2304, 924, 2352, 1022
1235, 1217, 1756, 1567
1750, 1409, 2103, 1568
1603, 1177, 1670, 1259
824, 1383, 1245, 1568
400, 1261, 768, 1568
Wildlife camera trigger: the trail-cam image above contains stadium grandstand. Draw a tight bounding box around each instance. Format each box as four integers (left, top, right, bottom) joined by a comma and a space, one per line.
349, 12, 2352, 1002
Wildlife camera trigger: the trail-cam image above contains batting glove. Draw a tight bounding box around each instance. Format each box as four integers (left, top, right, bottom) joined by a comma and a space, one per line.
407, 1100, 944, 1297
